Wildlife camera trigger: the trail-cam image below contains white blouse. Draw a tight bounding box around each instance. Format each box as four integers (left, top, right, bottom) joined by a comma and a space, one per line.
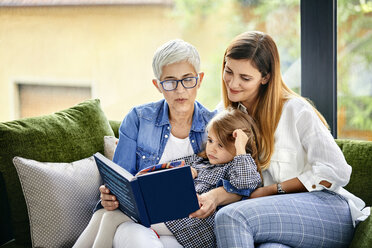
260, 97, 370, 226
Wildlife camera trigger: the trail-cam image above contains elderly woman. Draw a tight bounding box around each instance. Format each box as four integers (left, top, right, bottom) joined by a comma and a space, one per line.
74, 39, 217, 248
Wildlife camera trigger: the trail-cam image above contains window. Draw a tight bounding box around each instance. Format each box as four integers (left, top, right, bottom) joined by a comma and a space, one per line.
171, 0, 301, 109
337, 0, 372, 141
16, 83, 91, 119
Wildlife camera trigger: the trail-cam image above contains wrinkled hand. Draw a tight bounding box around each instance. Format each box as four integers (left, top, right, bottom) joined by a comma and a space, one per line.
189, 192, 217, 219
233, 129, 249, 155
191, 167, 198, 179
99, 185, 119, 211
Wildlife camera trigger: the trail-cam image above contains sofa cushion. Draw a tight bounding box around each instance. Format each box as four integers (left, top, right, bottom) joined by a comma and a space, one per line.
336, 139, 372, 207
13, 156, 101, 248
104, 136, 119, 160
0, 99, 114, 246
349, 208, 372, 248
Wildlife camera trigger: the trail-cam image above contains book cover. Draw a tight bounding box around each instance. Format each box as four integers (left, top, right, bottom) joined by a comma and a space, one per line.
93, 152, 200, 227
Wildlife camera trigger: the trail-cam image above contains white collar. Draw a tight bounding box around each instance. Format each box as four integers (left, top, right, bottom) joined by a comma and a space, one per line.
238, 102, 248, 114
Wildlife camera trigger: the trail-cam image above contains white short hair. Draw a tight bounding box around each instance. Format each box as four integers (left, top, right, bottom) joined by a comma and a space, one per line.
152, 39, 200, 80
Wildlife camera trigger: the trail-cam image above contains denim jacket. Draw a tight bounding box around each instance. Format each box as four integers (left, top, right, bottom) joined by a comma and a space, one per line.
113, 99, 217, 175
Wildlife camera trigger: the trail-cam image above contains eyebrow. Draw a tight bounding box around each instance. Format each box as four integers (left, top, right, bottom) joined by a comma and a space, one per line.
225, 65, 253, 78
163, 73, 195, 80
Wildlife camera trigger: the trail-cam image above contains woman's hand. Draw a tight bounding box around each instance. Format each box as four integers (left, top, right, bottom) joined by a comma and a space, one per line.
99, 185, 119, 211
191, 167, 198, 179
233, 129, 248, 155
189, 192, 218, 219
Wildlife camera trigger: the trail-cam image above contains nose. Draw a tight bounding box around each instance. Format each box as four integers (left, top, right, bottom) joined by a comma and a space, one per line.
209, 142, 217, 153
229, 76, 240, 89
174, 81, 186, 93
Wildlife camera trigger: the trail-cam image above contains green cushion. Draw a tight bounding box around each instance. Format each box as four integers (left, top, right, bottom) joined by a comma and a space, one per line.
336, 139, 372, 248
336, 139, 372, 206
0, 99, 114, 246
109, 120, 121, 138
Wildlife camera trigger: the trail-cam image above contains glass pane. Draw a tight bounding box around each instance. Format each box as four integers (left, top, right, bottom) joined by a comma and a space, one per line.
337, 0, 372, 141
171, 0, 301, 110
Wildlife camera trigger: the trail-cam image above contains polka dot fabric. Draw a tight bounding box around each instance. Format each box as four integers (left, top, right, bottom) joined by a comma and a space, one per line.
13, 156, 102, 248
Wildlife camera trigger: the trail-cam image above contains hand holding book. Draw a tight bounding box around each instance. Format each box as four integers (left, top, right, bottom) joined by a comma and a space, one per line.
94, 153, 199, 227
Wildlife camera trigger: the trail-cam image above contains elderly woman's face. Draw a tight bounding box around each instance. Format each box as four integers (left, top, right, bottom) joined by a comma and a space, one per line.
154, 61, 203, 115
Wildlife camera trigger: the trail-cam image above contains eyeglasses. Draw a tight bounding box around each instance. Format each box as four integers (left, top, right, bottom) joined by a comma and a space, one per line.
159, 76, 199, 91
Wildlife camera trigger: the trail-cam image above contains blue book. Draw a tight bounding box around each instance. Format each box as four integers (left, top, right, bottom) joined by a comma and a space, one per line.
93, 152, 199, 227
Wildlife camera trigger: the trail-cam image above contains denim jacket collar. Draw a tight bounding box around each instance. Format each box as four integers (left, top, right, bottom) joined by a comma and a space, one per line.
155, 100, 207, 133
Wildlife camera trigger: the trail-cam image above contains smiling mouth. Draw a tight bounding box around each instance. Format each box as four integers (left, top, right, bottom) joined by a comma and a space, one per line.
175, 98, 187, 102
229, 88, 240, 94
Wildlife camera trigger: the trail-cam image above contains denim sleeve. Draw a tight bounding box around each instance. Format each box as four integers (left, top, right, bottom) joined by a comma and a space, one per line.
216, 179, 254, 197
112, 108, 139, 176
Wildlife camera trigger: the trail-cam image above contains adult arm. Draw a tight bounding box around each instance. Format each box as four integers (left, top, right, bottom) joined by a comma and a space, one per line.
251, 99, 350, 198
189, 186, 242, 219
113, 108, 140, 175
249, 177, 307, 198
295, 103, 351, 191
100, 108, 140, 210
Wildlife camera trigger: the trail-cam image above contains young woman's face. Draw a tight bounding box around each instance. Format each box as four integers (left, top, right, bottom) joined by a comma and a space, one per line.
153, 61, 203, 116
223, 58, 268, 108
206, 128, 235, 165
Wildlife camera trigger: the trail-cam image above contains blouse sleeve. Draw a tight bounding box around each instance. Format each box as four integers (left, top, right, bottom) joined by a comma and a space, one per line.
217, 154, 261, 196
295, 105, 351, 192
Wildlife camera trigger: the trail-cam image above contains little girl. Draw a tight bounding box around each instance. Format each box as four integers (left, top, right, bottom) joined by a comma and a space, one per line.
74, 107, 262, 248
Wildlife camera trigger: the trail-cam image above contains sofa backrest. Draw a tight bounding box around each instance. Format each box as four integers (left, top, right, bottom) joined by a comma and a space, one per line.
336, 139, 372, 207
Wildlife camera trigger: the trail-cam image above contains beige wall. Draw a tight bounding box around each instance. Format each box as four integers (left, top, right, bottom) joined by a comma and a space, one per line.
0, 5, 183, 122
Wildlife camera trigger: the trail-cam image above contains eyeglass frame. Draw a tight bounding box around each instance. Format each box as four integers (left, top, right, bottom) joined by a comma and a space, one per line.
158, 75, 199, 91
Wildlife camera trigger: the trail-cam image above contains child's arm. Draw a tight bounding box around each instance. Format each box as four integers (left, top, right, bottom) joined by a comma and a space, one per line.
226, 154, 261, 190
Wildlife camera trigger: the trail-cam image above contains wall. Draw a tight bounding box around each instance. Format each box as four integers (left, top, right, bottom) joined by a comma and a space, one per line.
0, 5, 181, 121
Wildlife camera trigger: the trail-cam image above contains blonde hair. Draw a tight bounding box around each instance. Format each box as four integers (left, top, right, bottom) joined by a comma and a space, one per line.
221, 31, 328, 170
200, 108, 262, 175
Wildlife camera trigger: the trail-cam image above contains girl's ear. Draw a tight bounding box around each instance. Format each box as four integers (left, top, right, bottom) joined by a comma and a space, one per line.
261, 73, 271, 85
153, 79, 162, 93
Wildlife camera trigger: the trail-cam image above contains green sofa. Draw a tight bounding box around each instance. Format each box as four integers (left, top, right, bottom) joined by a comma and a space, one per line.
0, 99, 371, 247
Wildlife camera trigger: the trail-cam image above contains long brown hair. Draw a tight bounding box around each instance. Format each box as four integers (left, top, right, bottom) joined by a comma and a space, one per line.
221, 31, 328, 170
200, 107, 262, 175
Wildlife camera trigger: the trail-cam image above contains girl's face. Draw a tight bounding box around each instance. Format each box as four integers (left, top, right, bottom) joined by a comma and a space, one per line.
206, 128, 235, 165
223, 58, 268, 109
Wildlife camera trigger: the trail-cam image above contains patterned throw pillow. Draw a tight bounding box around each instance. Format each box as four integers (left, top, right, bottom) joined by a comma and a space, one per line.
13, 156, 102, 248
